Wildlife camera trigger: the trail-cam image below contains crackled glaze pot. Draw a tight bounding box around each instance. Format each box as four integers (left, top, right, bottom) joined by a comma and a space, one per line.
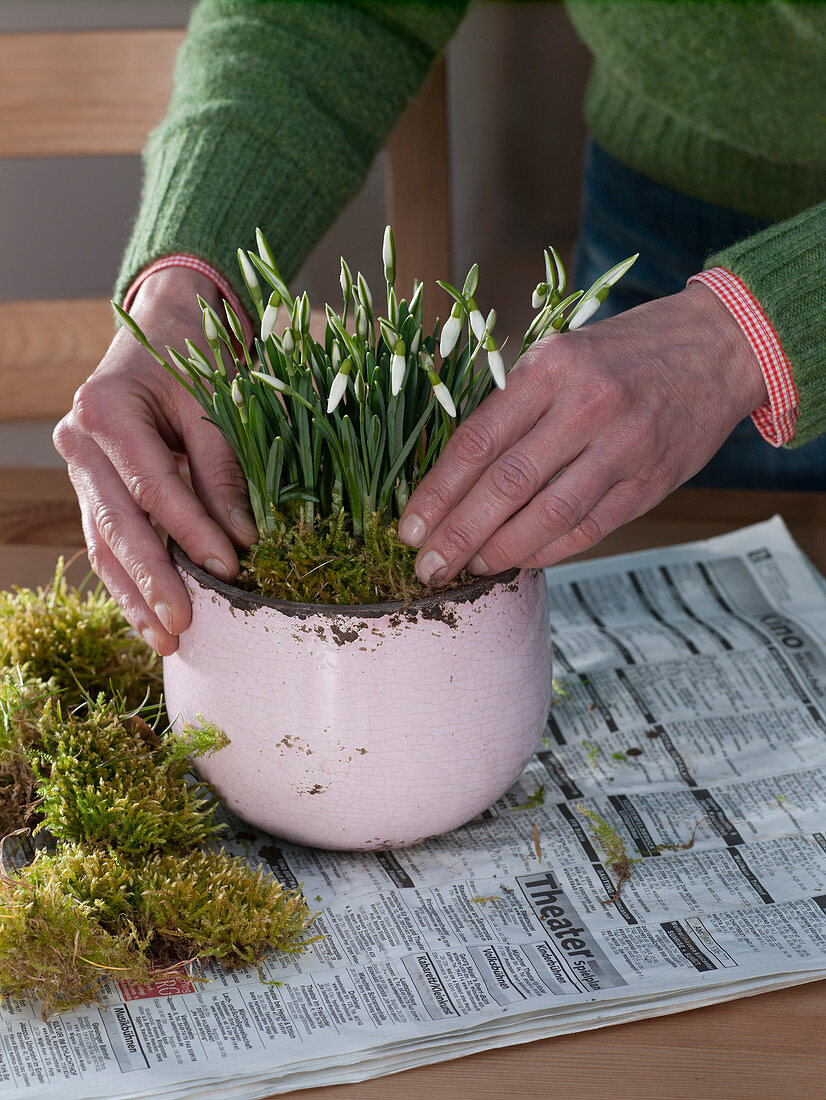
163, 544, 552, 850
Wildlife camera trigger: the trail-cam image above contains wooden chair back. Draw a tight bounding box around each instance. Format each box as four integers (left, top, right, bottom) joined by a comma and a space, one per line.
0, 27, 451, 424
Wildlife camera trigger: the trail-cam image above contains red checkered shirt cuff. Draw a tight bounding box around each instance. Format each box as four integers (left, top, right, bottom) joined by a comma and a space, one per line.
123, 254, 256, 351
687, 266, 797, 447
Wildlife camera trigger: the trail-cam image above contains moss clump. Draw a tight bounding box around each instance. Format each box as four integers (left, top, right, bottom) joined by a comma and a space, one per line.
0, 861, 157, 1016
0, 843, 314, 1017
577, 803, 639, 904
0, 561, 159, 709
31, 697, 229, 854
0, 668, 54, 835
237, 511, 475, 604
0, 566, 315, 1016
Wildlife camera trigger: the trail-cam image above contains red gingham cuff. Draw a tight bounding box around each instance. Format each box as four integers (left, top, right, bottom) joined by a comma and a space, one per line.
688, 266, 797, 447
123, 254, 256, 351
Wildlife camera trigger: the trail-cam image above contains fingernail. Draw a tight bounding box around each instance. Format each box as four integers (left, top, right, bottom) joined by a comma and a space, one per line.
230, 507, 258, 538
153, 600, 175, 633
416, 549, 447, 585
398, 514, 426, 547
141, 626, 160, 653
204, 557, 233, 583
468, 554, 489, 575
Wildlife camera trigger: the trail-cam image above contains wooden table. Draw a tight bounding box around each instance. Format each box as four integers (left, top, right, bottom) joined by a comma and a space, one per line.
2, 468, 825, 1098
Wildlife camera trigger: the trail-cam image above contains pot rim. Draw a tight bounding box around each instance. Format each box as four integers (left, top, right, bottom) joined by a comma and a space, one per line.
170, 541, 523, 620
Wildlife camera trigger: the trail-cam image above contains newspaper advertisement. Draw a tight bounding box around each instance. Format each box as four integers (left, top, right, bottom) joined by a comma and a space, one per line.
0, 516, 824, 1099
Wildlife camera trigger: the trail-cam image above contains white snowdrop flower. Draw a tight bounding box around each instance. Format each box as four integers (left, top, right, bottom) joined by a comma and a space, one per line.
391, 339, 407, 396
567, 294, 601, 330
382, 225, 396, 283
326, 358, 352, 414
440, 309, 462, 358
487, 345, 506, 389
251, 370, 288, 393
237, 249, 261, 304
231, 377, 244, 406
260, 292, 281, 342
339, 258, 353, 300
469, 305, 486, 341
532, 282, 549, 310
282, 328, 296, 356
202, 307, 220, 343
256, 227, 277, 270
428, 370, 456, 417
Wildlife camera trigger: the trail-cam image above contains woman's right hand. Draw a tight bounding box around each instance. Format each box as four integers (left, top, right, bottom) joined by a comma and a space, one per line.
53, 267, 259, 655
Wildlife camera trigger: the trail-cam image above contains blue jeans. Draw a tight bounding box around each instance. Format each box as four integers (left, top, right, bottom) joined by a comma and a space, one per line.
573, 140, 826, 491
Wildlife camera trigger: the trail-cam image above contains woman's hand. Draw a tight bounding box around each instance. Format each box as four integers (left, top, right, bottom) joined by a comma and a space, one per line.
53, 268, 258, 655
398, 282, 768, 583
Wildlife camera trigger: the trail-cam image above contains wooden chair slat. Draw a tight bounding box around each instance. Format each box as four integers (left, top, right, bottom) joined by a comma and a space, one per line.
0, 299, 112, 420
0, 30, 182, 158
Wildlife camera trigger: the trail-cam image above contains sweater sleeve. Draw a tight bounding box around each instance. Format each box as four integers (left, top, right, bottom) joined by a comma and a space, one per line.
115, 0, 467, 313
707, 200, 826, 448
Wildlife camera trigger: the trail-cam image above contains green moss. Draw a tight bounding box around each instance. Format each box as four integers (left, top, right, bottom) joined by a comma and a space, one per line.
0, 668, 55, 835
0, 561, 159, 709
31, 697, 228, 855
237, 511, 423, 604
0, 571, 315, 1017
24, 844, 314, 970
0, 861, 156, 1016
576, 802, 639, 904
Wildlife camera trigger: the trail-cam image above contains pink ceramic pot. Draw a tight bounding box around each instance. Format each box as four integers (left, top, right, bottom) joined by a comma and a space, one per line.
163, 545, 552, 850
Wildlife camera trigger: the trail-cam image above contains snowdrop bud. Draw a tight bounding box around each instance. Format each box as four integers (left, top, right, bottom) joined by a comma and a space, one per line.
379, 317, 397, 349
409, 328, 422, 357
428, 370, 456, 418
532, 282, 549, 310
237, 249, 262, 305
462, 262, 479, 298
354, 371, 365, 403
339, 258, 353, 301
332, 342, 342, 370
387, 286, 399, 326
260, 292, 281, 342
382, 225, 396, 284
469, 301, 486, 341
550, 246, 566, 294
567, 294, 601, 331
418, 350, 435, 374
185, 339, 212, 372
231, 377, 244, 406
409, 279, 423, 317
391, 339, 407, 396
251, 370, 288, 393
486, 344, 506, 389
356, 305, 368, 338
326, 357, 352, 413
111, 302, 147, 344
256, 227, 278, 271
439, 308, 462, 358
357, 272, 373, 317
202, 307, 219, 344
282, 328, 296, 356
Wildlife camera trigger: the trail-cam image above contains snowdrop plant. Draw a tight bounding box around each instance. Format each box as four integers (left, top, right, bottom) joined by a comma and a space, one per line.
114, 228, 635, 543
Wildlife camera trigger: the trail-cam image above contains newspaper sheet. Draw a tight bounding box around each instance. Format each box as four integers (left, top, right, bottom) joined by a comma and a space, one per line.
1, 516, 825, 1099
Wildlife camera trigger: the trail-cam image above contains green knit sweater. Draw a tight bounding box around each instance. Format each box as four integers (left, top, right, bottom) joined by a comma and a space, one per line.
116, 0, 826, 445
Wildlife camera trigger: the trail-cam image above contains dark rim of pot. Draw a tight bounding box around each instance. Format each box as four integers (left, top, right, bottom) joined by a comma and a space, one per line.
169, 541, 522, 619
